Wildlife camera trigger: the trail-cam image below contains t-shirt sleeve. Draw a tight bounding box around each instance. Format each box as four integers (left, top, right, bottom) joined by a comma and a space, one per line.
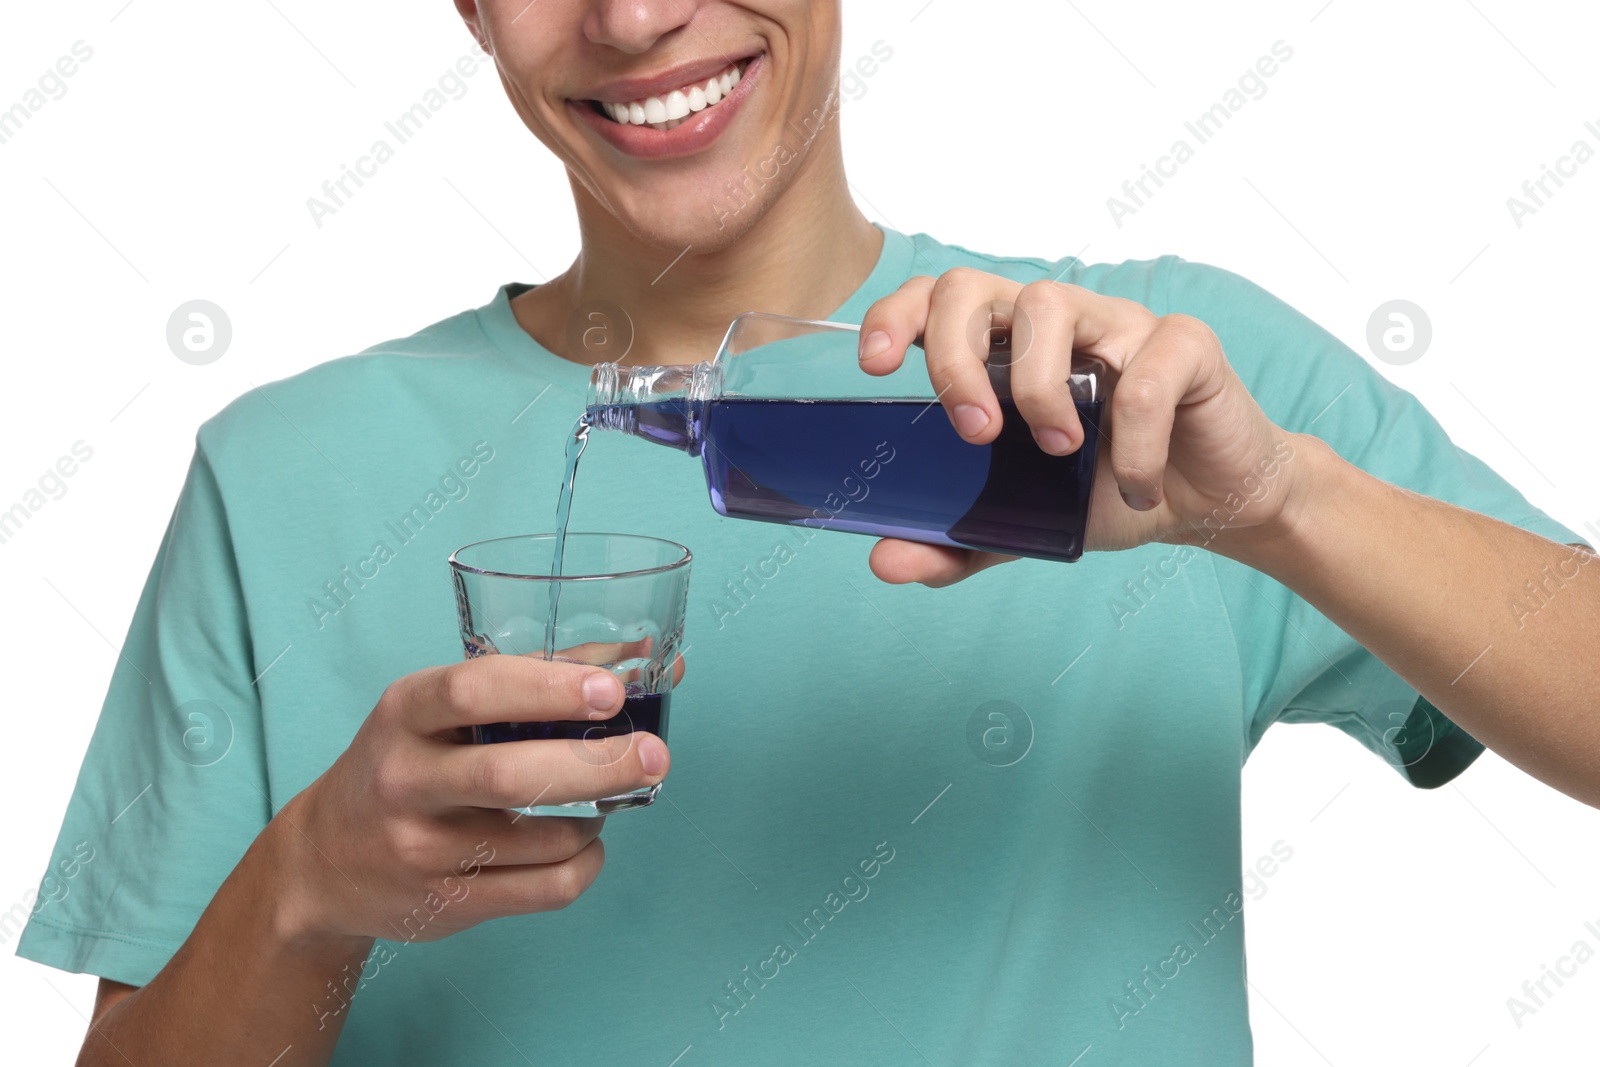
1159, 257, 1591, 788
14, 439, 271, 985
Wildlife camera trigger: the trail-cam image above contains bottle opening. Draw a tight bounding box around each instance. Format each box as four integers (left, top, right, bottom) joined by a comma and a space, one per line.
585, 361, 719, 453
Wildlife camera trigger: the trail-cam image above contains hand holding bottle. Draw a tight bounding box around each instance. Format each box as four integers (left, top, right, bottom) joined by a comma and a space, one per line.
856, 269, 1304, 586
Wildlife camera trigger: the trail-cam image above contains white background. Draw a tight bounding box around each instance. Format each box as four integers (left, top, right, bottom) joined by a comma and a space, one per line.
3, 0, 1598, 1063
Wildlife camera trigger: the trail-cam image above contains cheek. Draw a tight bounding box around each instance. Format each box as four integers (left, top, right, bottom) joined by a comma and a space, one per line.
478, 16, 574, 134
497, 61, 563, 141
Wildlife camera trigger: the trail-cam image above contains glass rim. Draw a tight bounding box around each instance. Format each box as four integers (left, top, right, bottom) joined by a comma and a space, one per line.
448, 532, 692, 583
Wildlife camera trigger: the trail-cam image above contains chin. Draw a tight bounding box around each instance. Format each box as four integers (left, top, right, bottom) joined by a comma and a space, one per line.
602, 167, 793, 256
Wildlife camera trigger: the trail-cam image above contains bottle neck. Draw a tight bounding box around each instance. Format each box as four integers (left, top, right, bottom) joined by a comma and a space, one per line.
586, 361, 719, 453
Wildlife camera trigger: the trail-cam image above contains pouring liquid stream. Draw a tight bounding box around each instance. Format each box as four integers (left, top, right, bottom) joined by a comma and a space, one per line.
545, 412, 592, 659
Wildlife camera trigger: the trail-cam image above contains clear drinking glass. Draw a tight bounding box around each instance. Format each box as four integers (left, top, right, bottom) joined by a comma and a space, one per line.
448, 533, 692, 817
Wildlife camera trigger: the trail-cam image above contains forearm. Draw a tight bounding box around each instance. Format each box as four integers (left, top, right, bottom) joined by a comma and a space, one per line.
81, 806, 373, 1067
1214, 434, 1600, 806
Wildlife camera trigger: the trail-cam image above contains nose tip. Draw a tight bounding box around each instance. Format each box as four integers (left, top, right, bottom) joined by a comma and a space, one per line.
584, 0, 697, 55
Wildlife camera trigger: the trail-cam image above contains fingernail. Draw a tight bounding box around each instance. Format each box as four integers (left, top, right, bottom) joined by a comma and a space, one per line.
583, 673, 619, 711
858, 330, 892, 362
1035, 428, 1073, 455
1121, 491, 1158, 511
952, 403, 989, 437
637, 733, 668, 777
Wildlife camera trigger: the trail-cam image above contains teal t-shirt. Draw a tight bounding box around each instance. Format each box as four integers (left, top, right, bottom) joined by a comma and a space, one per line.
17, 225, 1585, 1065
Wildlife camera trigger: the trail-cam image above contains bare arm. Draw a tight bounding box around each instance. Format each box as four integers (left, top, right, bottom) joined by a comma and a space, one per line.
1214, 434, 1600, 806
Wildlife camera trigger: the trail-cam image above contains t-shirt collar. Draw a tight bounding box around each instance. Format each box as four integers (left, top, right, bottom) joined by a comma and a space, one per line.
473, 222, 918, 383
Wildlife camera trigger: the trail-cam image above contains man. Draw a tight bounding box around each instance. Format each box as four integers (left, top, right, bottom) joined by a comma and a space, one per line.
19, 2, 1597, 1064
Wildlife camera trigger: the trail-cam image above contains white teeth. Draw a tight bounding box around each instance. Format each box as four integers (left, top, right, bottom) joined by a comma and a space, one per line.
595, 60, 747, 129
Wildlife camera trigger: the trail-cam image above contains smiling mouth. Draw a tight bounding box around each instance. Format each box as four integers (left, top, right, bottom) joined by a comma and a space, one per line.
586, 58, 752, 132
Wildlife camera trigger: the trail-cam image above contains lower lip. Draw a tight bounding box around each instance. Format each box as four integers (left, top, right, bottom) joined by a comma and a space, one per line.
570, 54, 763, 161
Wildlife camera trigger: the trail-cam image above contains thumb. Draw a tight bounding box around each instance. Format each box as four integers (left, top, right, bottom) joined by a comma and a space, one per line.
868, 539, 1014, 588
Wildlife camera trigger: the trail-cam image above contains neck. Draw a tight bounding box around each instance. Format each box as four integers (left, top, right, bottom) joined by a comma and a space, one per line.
513, 132, 881, 367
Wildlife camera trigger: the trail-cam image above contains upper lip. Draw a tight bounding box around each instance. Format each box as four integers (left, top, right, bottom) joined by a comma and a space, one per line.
577, 52, 757, 105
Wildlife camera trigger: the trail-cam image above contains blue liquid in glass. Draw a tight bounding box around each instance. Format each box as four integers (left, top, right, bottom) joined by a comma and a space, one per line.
473, 686, 668, 744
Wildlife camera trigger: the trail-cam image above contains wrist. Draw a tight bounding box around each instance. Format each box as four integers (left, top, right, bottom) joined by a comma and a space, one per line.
253, 791, 372, 957
1204, 432, 1349, 574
